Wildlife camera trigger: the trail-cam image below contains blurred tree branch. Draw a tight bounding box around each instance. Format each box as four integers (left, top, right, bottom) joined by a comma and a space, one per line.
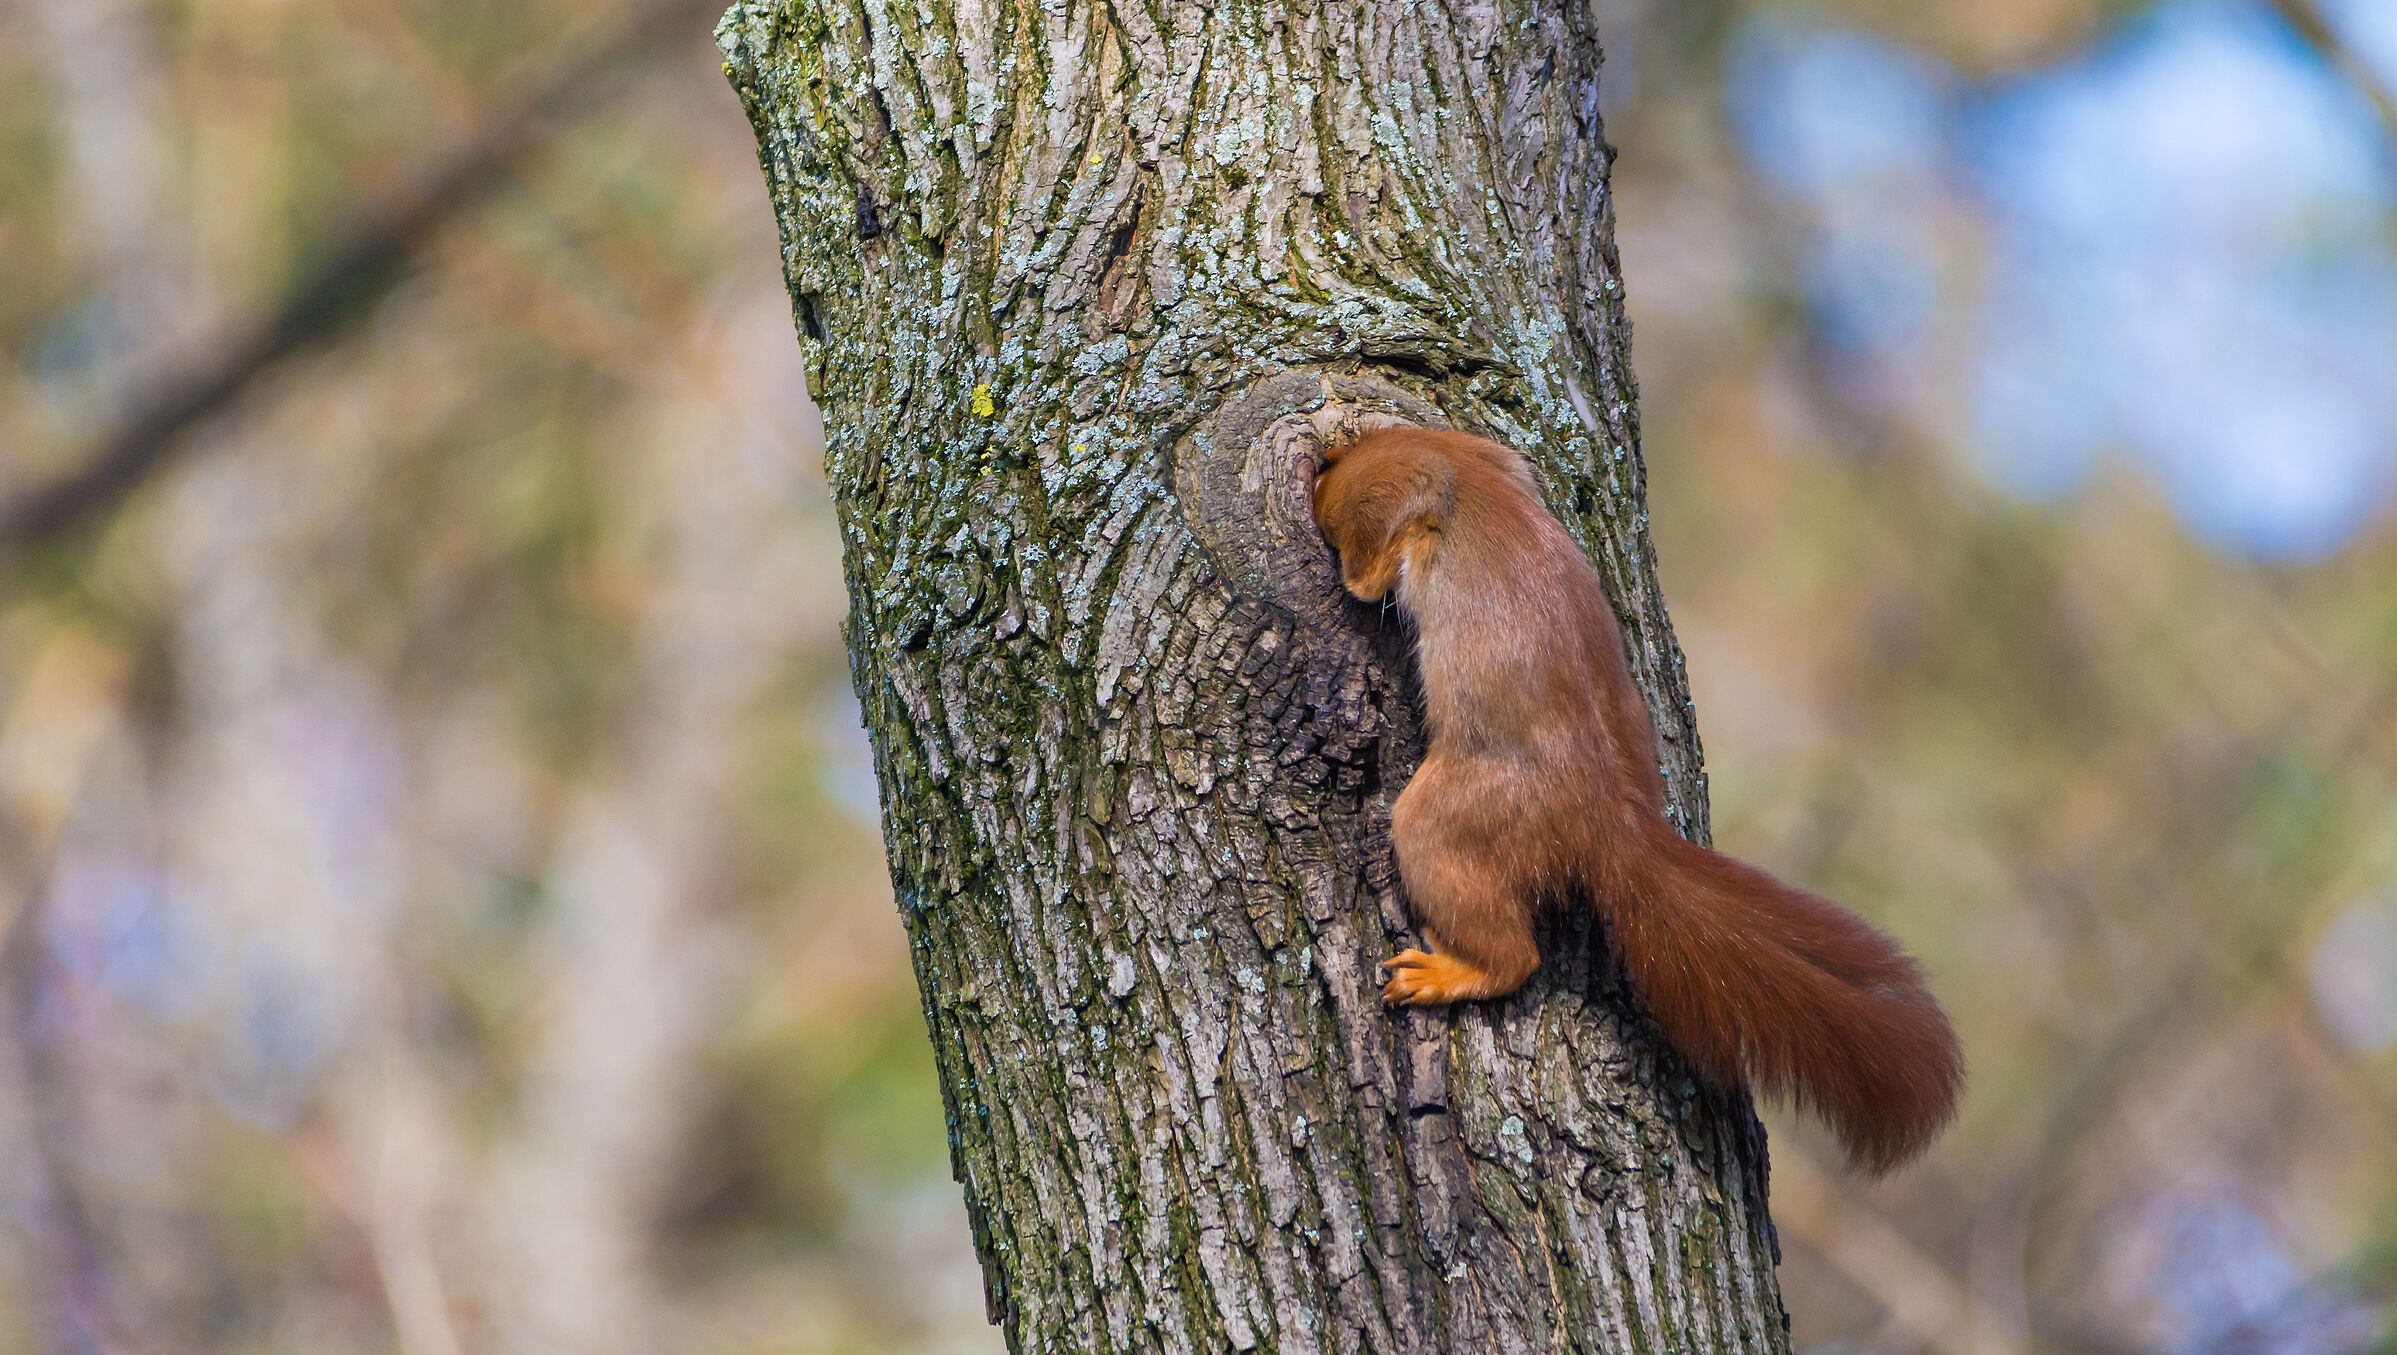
1771, 1149, 2030, 1355
2265, 0, 2397, 141
0, 0, 722, 549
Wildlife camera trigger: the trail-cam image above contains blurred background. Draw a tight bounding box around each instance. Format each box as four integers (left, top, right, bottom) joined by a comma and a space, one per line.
0, 0, 2390, 1351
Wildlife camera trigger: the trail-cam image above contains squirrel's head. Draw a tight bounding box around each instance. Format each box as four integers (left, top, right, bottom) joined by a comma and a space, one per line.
1310, 429, 1455, 605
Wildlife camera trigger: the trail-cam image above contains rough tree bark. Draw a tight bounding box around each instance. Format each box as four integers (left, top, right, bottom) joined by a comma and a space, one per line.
719, 2, 1792, 1350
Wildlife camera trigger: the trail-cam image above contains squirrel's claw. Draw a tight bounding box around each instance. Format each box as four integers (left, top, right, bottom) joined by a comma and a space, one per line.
1381, 948, 1483, 1005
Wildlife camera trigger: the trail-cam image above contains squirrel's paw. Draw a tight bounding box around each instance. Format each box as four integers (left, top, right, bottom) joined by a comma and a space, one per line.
1381, 949, 1488, 1006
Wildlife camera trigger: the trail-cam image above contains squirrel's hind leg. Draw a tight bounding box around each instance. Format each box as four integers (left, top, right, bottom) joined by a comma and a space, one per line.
1382, 762, 1541, 1005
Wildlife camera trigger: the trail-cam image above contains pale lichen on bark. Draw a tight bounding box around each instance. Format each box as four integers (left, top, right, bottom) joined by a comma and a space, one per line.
720, 1, 1791, 1349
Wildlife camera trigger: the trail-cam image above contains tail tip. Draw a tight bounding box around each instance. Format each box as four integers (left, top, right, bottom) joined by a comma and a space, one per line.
1832, 1043, 1964, 1177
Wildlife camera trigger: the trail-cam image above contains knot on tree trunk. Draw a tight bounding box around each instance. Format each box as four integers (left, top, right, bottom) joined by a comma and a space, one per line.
1173, 369, 1448, 631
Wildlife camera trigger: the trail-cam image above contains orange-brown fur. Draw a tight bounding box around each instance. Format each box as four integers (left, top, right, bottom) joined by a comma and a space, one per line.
1313, 426, 1963, 1174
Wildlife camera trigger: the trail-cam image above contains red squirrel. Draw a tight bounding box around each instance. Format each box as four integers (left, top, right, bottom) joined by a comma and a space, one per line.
1312, 424, 1962, 1174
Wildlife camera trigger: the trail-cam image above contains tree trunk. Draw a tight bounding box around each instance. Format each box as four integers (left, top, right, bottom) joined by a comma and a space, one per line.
718, 2, 1792, 1350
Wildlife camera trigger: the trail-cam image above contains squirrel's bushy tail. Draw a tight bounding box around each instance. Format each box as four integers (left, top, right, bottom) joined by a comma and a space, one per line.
1594, 816, 1964, 1174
